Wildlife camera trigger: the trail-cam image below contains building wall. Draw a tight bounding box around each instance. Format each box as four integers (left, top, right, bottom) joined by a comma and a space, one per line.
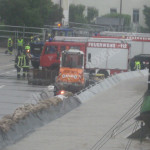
70, 0, 150, 28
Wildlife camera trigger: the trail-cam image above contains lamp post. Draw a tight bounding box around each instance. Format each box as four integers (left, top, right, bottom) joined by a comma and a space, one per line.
60, 0, 62, 8
119, 0, 122, 31
59, 0, 62, 24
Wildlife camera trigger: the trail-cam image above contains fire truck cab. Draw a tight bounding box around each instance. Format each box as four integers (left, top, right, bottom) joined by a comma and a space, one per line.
40, 41, 86, 69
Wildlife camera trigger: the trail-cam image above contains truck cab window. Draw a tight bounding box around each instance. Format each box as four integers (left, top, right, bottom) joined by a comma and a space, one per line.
45, 46, 57, 54
62, 54, 83, 68
61, 46, 66, 51
70, 46, 80, 50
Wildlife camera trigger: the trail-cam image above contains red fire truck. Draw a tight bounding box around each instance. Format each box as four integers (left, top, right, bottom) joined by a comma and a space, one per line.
28, 36, 130, 85
94, 32, 150, 70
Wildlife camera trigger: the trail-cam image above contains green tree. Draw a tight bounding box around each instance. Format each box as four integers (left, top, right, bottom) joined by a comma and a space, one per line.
87, 7, 98, 23
69, 4, 87, 24
143, 5, 150, 31
0, 0, 63, 27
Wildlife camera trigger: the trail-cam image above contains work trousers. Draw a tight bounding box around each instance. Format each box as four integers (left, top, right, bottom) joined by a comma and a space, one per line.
16, 66, 29, 78
22, 67, 29, 77
18, 46, 23, 54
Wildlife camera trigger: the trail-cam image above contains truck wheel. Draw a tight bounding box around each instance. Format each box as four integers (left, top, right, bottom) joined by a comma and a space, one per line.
97, 70, 109, 78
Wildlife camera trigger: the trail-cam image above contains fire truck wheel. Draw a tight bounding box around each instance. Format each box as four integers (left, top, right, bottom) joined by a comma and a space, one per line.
97, 70, 109, 78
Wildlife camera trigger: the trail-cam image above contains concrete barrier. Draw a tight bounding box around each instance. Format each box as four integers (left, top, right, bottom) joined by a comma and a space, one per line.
76, 69, 148, 103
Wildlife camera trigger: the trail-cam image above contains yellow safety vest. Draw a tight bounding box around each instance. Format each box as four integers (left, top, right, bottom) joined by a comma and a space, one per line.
22, 54, 29, 68
17, 56, 23, 68
135, 61, 141, 70
17, 39, 23, 46
8, 38, 13, 47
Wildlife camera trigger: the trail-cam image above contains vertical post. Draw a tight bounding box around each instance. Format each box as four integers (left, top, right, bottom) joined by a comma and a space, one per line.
119, 0, 122, 31
23, 25, 25, 40
148, 61, 150, 90
15, 31, 17, 55
16, 30, 18, 54
60, 0, 61, 8
59, 0, 62, 25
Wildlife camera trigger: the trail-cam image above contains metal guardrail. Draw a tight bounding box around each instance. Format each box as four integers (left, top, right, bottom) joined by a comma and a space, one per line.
0, 24, 49, 48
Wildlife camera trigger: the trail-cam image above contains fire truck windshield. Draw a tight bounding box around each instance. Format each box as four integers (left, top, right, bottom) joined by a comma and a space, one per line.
62, 53, 83, 68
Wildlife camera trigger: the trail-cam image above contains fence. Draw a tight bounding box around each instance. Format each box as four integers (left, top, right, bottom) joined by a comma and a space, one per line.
0, 25, 48, 48
68, 21, 142, 35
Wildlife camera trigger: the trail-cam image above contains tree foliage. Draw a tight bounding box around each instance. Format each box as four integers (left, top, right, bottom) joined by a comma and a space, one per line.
69, 4, 87, 24
103, 13, 131, 26
0, 0, 63, 27
143, 5, 150, 31
69, 4, 99, 25
87, 7, 98, 23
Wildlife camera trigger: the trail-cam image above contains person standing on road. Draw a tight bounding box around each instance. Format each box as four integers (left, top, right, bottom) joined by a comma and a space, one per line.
15, 51, 23, 78
5, 37, 13, 54
134, 60, 141, 70
25, 43, 30, 53
22, 49, 30, 78
30, 35, 34, 43
17, 37, 24, 54
25, 43, 31, 59
15, 50, 30, 78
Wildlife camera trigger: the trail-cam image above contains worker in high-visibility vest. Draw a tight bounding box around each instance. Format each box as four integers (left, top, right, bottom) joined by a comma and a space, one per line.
17, 37, 24, 54
5, 37, 13, 55
30, 36, 34, 42
48, 33, 53, 42
15, 51, 23, 78
134, 60, 141, 70
15, 50, 29, 78
25, 43, 31, 59
22, 49, 30, 78
25, 43, 30, 53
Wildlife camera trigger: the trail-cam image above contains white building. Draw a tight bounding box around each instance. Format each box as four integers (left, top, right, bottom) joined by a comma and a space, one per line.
70, 0, 150, 28
52, 0, 69, 25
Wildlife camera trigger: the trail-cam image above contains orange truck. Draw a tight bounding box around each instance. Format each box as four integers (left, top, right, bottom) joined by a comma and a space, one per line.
54, 49, 89, 95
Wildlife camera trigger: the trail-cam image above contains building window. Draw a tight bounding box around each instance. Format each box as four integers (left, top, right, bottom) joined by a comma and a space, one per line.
133, 9, 139, 23
110, 8, 117, 14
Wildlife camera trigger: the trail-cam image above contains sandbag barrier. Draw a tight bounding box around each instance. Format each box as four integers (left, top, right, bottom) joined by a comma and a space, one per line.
0, 92, 81, 150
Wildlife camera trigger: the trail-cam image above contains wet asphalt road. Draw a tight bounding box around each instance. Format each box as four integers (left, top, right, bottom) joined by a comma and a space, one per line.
0, 48, 47, 118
